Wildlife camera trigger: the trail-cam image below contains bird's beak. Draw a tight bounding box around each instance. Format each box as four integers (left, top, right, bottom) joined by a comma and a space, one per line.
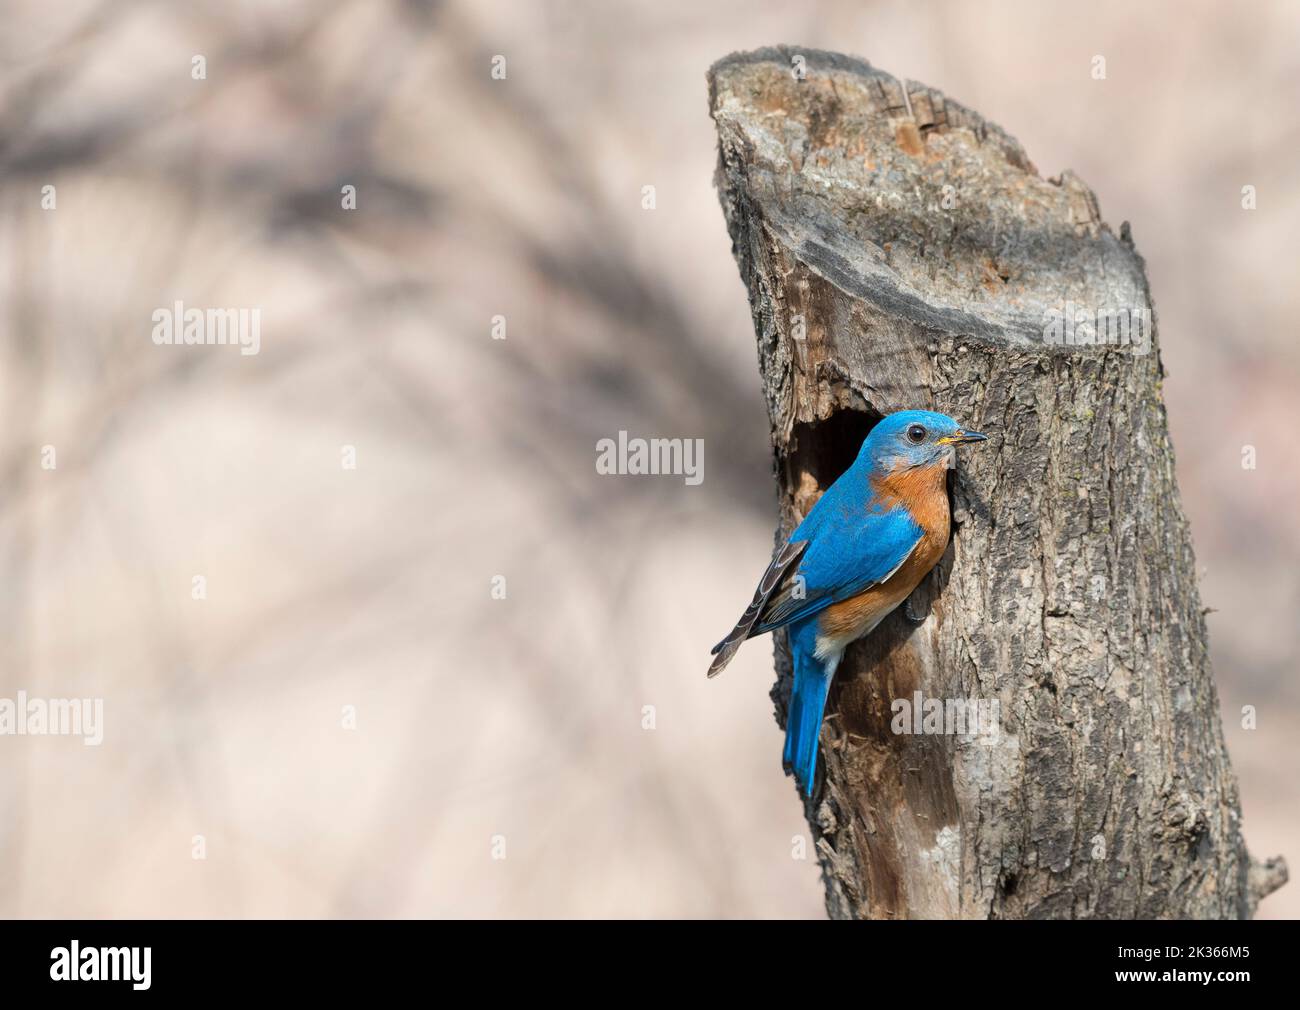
939, 430, 988, 445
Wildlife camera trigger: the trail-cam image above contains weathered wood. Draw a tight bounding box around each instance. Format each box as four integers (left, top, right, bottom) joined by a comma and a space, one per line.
708, 46, 1286, 919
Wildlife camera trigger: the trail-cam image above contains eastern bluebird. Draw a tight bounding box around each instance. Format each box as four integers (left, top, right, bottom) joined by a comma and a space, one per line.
708, 410, 988, 795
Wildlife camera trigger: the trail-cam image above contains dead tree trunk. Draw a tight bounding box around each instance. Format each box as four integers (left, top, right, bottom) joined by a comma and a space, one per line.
708, 46, 1286, 919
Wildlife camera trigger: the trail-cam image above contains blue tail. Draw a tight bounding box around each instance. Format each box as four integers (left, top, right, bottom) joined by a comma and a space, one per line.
783, 643, 834, 797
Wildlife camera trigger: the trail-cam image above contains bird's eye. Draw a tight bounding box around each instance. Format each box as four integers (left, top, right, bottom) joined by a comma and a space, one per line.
906, 424, 927, 444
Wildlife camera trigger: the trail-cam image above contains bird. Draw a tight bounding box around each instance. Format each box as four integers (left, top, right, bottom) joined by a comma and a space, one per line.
707, 410, 987, 796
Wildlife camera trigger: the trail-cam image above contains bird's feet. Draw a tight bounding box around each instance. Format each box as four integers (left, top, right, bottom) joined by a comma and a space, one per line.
902, 592, 929, 625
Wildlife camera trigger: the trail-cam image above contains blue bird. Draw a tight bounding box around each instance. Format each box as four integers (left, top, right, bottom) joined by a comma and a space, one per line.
708, 410, 987, 795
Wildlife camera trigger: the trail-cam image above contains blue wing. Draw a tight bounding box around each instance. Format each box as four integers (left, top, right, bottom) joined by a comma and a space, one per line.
752, 476, 923, 635
707, 472, 923, 678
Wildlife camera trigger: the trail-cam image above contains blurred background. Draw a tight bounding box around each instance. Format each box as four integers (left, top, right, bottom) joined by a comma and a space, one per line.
0, 0, 1296, 918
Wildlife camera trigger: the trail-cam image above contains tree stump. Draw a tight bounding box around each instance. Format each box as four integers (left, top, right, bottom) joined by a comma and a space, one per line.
708, 46, 1286, 919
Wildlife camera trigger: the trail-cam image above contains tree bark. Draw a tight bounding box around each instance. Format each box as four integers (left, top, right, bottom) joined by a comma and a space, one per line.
708, 46, 1286, 919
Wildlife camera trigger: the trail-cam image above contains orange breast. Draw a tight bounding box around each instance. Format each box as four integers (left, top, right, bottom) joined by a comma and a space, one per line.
817, 460, 950, 647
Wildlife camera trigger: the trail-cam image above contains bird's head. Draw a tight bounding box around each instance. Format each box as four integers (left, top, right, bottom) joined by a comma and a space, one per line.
860, 409, 988, 472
